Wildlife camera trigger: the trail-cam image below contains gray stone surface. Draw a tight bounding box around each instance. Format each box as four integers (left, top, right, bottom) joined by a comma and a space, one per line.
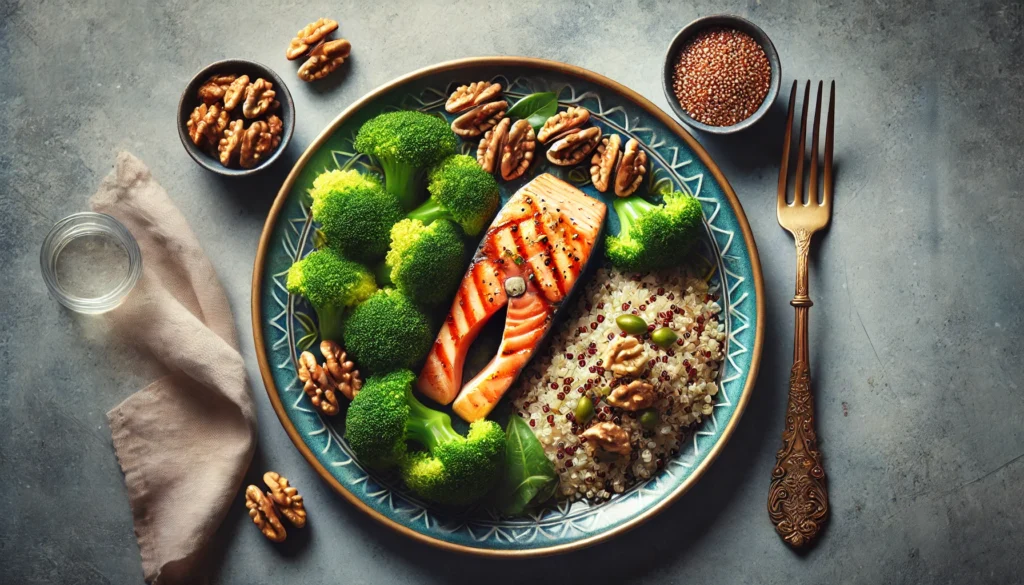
2, 0, 1022, 583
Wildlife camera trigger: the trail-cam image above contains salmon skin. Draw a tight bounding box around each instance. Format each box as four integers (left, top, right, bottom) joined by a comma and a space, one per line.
416, 173, 607, 422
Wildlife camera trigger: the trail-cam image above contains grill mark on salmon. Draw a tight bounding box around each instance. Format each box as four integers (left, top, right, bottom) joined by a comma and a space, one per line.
416, 174, 607, 418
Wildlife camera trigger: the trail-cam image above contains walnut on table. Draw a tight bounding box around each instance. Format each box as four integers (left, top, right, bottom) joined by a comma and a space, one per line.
297, 38, 351, 82
245, 485, 287, 542
263, 472, 306, 528
286, 18, 339, 60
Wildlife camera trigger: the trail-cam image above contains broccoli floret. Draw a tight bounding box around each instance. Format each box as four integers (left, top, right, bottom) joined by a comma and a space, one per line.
353, 111, 458, 210
385, 218, 466, 306
605, 191, 704, 273
309, 170, 404, 263
408, 154, 500, 236
286, 248, 377, 341
342, 289, 432, 373
344, 369, 505, 505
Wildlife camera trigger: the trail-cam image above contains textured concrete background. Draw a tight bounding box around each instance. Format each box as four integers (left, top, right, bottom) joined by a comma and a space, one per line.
2, 0, 1022, 583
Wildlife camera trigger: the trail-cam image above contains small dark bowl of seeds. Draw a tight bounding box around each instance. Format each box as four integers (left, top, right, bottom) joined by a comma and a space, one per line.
662, 15, 781, 134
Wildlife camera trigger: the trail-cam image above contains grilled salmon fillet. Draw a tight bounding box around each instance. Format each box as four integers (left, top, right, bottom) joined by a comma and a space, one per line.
416, 174, 606, 421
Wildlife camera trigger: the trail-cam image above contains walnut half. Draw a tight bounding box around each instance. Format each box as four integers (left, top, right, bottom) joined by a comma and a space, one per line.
446, 81, 503, 114
603, 336, 647, 378
537, 106, 590, 143
297, 350, 340, 415
217, 119, 244, 167
245, 485, 287, 542
500, 119, 536, 181
263, 472, 306, 528
581, 422, 631, 457
546, 126, 602, 166
298, 38, 351, 82
614, 138, 647, 197
320, 340, 362, 400
452, 100, 508, 138
476, 117, 510, 174
242, 78, 277, 119
287, 18, 339, 60
607, 380, 657, 411
590, 134, 621, 193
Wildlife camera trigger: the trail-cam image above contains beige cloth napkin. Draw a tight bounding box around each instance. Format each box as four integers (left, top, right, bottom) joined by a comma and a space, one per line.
91, 152, 257, 584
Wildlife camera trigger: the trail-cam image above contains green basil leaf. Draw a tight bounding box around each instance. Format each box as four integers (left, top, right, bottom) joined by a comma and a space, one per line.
497, 415, 559, 516
507, 92, 559, 132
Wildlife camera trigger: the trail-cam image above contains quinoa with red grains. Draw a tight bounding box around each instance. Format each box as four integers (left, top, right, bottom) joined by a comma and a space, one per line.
672, 27, 771, 127
509, 267, 726, 501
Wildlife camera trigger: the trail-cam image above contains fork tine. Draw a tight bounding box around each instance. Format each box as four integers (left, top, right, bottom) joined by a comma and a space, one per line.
793, 81, 811, 205
822, 81, 835, 210
777, 81, 797, 210
807, 81, 823, 206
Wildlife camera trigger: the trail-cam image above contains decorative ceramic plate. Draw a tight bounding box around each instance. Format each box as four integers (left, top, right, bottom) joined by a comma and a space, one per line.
252, 57, 764, 555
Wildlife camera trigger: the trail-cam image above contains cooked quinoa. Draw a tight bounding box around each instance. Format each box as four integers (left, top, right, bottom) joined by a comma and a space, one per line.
510, 266, 727, 501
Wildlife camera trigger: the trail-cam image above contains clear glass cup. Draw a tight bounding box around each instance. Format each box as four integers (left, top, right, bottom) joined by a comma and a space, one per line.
40, 212, 142, 314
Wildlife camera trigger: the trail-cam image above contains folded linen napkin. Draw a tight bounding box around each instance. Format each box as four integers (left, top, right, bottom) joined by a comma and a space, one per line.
91, 152, 257, 584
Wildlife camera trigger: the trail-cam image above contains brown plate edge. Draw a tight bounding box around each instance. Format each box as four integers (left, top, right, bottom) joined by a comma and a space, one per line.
250, 55, 766, 557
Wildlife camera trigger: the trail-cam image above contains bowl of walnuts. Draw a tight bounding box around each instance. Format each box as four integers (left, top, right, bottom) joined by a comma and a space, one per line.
178, 59, 295, 176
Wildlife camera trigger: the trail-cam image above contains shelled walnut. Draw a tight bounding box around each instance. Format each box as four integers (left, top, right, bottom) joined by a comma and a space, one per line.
603, 336, 647, 377
217, 119, 245, 167
500, 119, 536, 181
606, 380, 657, 411
186, 103, 229, 148
286, 18, 339, 60
242, 78, 277, 119
245, 485, 287, 542
239, 119, 282, 170
589, 134, 621, 193
446, 81, 503, 114
476, 117, 510, 173
581, 422, 631, 457
223, 75, 250, 112
263, 472, 306, 528
296, 350, 341, 415
452, 100, 508, 138
197, 75, 237, 105
320, 340, 362, 400
537, 106, 590, 143
546, 126, 602, 166
298, 39, 351, 82
614, 138, 647, 197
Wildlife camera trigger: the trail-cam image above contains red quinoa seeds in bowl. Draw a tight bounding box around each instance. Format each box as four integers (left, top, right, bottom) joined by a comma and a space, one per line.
662, 15, 781, 134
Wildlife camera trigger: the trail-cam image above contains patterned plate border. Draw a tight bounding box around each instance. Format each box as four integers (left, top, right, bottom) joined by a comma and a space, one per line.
252, 57, 765, 556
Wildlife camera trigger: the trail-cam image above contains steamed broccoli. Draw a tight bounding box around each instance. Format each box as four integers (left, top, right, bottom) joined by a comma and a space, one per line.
286, 248, 377, 341
605, 191, 704, 273
385, 218, 466, 306
309, 170, 404, 263
353, 111, 458, 210
342, 289, 433, 373
408, 154, 500, 236
344, 370, 505, 505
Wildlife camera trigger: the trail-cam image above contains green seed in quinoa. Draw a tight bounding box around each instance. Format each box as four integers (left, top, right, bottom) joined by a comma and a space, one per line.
575, 395, 595, 424
640, 409, 660, 430
616, 314, 648, 335
651, 326, 678, 348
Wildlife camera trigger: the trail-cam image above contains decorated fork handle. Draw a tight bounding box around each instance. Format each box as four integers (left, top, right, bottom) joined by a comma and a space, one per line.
768, 229, 829, 548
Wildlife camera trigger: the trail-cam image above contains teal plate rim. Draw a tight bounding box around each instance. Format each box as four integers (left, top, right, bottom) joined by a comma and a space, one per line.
252, 56, 765, 557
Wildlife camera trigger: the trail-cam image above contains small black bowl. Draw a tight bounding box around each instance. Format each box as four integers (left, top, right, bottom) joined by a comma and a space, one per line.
662, 15, 781, 135
177, 59, 295, 176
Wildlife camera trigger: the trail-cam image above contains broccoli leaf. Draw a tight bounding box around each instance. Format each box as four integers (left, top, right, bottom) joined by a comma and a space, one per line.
507, 92, 559, 132
496, 415, 558, 516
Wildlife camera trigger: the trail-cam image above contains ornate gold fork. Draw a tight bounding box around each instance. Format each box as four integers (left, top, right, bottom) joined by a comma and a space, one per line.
768, 80, 834, 548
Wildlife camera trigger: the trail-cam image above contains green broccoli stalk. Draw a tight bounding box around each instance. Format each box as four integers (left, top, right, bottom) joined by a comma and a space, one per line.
385, 218, 465, 306
344, 370, 505, 505
342, 289, 433, 373
605, 191, 704, 273
407, 154, 500, 236
286, 248, 377, 341
309, 170, 404, 263
353, 111, 458, 210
